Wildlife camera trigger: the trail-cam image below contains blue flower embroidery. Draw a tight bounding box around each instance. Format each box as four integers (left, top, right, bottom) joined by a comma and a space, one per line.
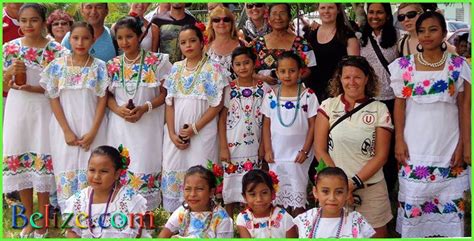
451, 70, 460, 81
257, 88, 264, 97
191, 218, 205, 229
405, 204, 412, 210
438, 167, 450, 178
126, 188, 135, 198
230, 90, 238, 98
432, 80, 448, 93
204, 81, 217, 97
143, 64, 149, 72
141, 174, 151, 182
183, 76, 194, 89
132, 64, 140, 72
270, 100, 277, 109
78, 173, 87, 182
284, 101, 295, 109
443, 203, 457, 213
50, 63, 61, 74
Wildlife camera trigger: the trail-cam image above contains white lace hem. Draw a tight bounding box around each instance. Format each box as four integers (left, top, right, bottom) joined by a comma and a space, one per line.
3, 173, 55, 193
274, 189, 307, 209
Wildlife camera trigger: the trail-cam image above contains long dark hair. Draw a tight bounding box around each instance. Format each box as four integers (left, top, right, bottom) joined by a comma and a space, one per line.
360, 3, 397, 49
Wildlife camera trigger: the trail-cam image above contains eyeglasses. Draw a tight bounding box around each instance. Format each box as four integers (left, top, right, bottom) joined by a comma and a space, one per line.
211, 17, 232, 23
52, 21, 69, 27
246, 3, 265, 9
397, 11, 420, 22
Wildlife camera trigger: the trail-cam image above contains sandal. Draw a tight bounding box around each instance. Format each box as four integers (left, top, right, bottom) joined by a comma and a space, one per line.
33, 230, 48, 238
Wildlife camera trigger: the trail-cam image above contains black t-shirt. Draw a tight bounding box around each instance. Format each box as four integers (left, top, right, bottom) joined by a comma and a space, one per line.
151, 12, 196, 63
304, 28, 355, 102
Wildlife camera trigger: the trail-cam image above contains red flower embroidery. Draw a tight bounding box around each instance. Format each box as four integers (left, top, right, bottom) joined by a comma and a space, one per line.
145, 54, 158, 65
226, 163, 237, 174
107, 63, 120, 75
5, 44, 19, 56
402, 86, 412, 97
302, 104, 308, 112
230, 81, 236, 87
24, 48, 38, 62
434, 198, 439, 204
7, 156, 20, 172
148, 175, 155, 188
43, 50, 55, 63
243, 160, 253, 171
430, 175, 436, 181
307, 88, 315, 94
45, 157, 53, 172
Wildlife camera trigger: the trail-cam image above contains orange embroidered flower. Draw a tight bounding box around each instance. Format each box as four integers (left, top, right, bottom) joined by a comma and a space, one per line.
402, 86, 412, 97
451, 166, 464, 176
457, 200, 465, 211
448, 83, 455, 96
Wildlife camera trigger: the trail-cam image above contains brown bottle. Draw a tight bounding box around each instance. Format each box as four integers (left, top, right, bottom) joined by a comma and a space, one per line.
179, 124, 190, 144
126, 99, 135, 110
14, 72, 26, 86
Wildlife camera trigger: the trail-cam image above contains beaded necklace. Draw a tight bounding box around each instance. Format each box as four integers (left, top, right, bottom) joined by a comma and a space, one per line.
276, 83, 302, 127
176, 55, 208, 95
87, 184, 117, 238
121, 49, 145, 102
308, 208, 344, 238
247, 205, 275, 238
181, 202, 215, 237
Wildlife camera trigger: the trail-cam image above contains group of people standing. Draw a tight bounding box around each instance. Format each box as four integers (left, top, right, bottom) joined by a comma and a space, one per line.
2, 2, 471, 238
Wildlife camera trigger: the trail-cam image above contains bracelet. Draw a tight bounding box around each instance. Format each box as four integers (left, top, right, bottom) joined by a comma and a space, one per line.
191, 123, 199, 135
299, 149, 308, 157
145, 101, 152, 113
351, 175, 364, 189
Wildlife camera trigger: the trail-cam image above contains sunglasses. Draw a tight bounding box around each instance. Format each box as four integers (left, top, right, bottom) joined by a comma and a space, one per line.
52, 21, 69, 27
397, 11, 420, 22
211, 17, 232, 23
246, 3, 265, 9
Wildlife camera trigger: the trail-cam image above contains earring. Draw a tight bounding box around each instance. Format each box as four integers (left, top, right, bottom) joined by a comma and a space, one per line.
182, 200, 189, 209
440, 41, 447, 51
416, 43, 424, 52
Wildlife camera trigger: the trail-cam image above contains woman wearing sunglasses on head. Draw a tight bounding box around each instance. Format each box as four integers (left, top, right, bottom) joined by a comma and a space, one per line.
239, 3, 270, 46
397, 3, 455, 56
390, 11, 470, 238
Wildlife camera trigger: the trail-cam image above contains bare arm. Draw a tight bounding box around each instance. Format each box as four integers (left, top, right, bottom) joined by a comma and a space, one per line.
314, 114, 336, 166
262, 116, 274, 163
126, 86, 168, 123
394, 97, 408, 166
151, 24, 159, 53
158, 227, 174, 238
347, 37, 360, 56
107, 91, 131, 119
355, 127, 391, 182
286, 225, 298, 238
179, 94, 224, 138
452, 91, 464, 167
218, 107, 230, 163
463, 82, 471, 165
237, 226, 252, 238
50, 97, 79, 146
295, 116, 316, 163
65, 230, 81, 238
166, 99, 189, 150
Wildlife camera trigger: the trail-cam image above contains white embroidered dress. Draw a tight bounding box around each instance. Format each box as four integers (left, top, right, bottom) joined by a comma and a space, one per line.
40, 56, 109, 210
260, 86, 319, 208
222, 80, 269, 204
3, 39, 65, 194
162, 58, 229, 212
236, 206, 295, 238
389, 54, 471, 237
106, 51, 172, 211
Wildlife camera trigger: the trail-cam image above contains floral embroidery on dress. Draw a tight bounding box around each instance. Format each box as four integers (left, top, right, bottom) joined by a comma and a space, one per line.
3, 39, 64, 68
161, 170, 186, 198
164, 59, 228, 107
55, 170, 88, 202
267, 87, 314, 110
107, 51, 164, 87
241, 207, 286, 230
399, 198, 465, 219
223, 159, 262, 175
119, 171, 161, 193
399, 164, 467, 182
3, 153, 53, 175
253, 36, 313, 70
40, 56, 110, 98
175, 206, 230, 238
398, 54, 463, 98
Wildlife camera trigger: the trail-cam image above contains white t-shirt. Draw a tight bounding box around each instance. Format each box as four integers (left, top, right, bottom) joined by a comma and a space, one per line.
294, 208, 375, 238
236, 206, 295, 238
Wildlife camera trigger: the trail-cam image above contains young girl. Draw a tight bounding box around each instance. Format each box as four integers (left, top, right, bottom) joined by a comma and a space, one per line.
236, 169, 297, 238
40, 22, 109, 211
159, 165, 234, 238
64, 145, 147, 238
294, 167, 375, 238
106, 16, 171, 211
261, 51, 318, 216
218, 47, 268, 215
162, 24, 229, 212
2, 4, 65, 238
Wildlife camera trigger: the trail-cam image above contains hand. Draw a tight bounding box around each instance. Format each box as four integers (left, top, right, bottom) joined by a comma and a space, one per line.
294, 151, 307, 163
464, 148, 471, 165
395, 138, 409, 167
179, 124, 194, 141
8, 79, 33, 91
77, 131, 97, 151
170, 133, 189, 150
265, 150, 274, 163
261, 76, 278, 85
451, 141, 464, 167
220, 147, 231, 163
116, 104, 132, 119
64, 129, 79, 146
310, 22, 320, 31
7, 60, 26, 76
125, 105, 146, 123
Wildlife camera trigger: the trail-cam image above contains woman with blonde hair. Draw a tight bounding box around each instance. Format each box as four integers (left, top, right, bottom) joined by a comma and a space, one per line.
205, 6, 243, 73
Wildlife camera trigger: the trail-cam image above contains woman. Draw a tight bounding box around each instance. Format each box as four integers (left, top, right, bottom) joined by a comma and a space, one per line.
304, 3, 359, 102
360, 3, 399, 194
46, 9, 73, 43
254, 3, 316, 85
205, 6, 242, 73
106, 16, 171, 211
3, 4, 65, 238
129, 3, 159, 52
390, 12, 470, 238
238, 3, 270, 45
314, 56, 392, 238
161, 25, 229, 212
397, 3, 455, 56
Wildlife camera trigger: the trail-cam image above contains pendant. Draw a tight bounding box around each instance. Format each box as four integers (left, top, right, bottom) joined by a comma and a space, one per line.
126, 99, 136, 110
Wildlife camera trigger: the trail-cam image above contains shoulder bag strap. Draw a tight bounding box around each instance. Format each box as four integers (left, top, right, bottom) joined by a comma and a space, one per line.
329, 99, 375, 133
369, 34, 391, 75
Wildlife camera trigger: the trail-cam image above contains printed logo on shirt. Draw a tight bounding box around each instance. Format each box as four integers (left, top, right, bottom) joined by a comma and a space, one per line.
362, 114, 375, 125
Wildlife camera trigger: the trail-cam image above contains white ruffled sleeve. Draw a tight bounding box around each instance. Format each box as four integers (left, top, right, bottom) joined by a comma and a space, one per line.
155, 53, 172, 83
164, 206, 184, 233
260, 88, 274, 118
235, 212, 246, 227
305, 89, 319, 118
352, 211, 376, 238
93, 59, 110, 97
389, 56, 411, 98
39, 59, 61, 98
62, 190, 86, 237
215, 208, 234, 238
